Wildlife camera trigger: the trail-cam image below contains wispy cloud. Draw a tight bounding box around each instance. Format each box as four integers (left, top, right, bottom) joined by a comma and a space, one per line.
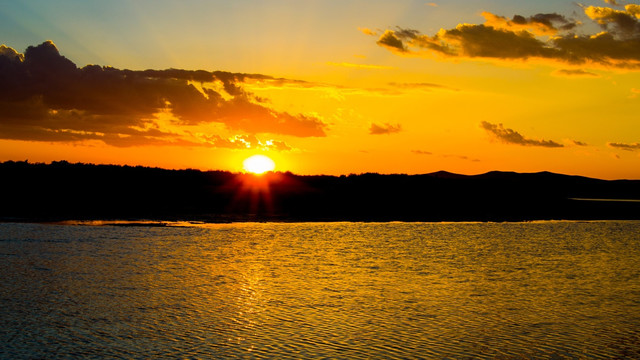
373, 4, 640, 69
369, 122, 402, 135
358, 27, 378, 36
242, 76, 456, 100
411, 150, 433, 155
0, 41, 328, 147
608, 141, 640, 150
412, 149, 480, 162
571, 140, 589, 146
481, 121, 564, 148
203, 134, 292, 151
551, 69, 601, 78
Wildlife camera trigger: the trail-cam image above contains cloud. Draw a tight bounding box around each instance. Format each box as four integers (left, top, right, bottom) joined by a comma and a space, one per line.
358, 27, 378, 36
571, 140, 589, 146
379, 24, 554, 59
481, 11, 577, 36
369, 122, 402, 135
0, 41, 328, 147
242, 70, 458, 99
412, 150, 433, 155
551, 69, 601, 77
0, 44, 23, 62
608, 141, 640, 150
583, 5, 640, 37
412, 149, 480, 161
376, 30, 409, 53
265, 139, 293, 152
203, 134, 292, 151
604, 0, 622, 6
480, 121, 564, 147
374, 5, 640, 69
217, 96, 327, 137
426, 3, 438, 7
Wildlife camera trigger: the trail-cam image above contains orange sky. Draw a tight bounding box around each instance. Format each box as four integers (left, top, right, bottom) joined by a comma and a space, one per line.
1, 1, 640, 179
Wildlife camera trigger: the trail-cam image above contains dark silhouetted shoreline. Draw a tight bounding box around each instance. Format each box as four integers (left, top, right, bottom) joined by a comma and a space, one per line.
1, 160, 639, 223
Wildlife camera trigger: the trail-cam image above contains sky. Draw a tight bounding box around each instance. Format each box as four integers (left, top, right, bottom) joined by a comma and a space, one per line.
1, 0, 640, 179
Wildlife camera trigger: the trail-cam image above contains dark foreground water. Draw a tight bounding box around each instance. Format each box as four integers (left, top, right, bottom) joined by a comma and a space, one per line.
1, 221, 639, 359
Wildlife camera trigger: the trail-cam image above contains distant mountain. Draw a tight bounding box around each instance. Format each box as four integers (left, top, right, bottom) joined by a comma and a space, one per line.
425, 170, 469, 179
1, 161, 639, 222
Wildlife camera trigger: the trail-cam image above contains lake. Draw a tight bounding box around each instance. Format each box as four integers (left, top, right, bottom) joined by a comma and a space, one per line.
1, 221, 639, 359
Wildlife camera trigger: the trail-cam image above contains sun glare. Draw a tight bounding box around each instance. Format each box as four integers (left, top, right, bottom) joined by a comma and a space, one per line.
243, 155, 276, 174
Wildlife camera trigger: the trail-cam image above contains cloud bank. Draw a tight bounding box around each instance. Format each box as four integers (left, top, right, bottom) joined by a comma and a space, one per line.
0, 41, 328, 147
481, 121, 564, 148
372, 3, 640, 69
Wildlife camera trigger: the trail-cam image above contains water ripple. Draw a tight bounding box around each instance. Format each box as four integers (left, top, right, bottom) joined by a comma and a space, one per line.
1, 221, 639, 358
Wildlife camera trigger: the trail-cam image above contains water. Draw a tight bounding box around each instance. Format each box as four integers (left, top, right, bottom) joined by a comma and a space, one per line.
1, 221, 639, 359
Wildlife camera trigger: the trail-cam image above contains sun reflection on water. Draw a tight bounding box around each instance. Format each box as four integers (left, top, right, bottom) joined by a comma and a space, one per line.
1, 221, 640, 358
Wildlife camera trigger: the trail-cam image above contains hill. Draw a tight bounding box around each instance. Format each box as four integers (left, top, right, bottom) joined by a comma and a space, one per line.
1, 161, 639, 222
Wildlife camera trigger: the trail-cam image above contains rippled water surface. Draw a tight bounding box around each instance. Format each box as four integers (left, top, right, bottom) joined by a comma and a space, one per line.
1, 221, 640, 359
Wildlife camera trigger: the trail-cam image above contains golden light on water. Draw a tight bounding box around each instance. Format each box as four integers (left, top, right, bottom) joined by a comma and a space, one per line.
243, 155, 276, 174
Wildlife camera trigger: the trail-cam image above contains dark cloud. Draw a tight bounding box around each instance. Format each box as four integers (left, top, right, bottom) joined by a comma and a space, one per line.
411, 150, 433, 155
369, 122, 402, 135
552, 69, 601, 77
530, 13, 578, 31
608, 141, 640, 150
572, 140, 589, 146
376, 30, 408, 53
551, 32, 640, 65
0, 41, 328, 147
374, 5, 640, 69
480, 121, 564, 148
483, 12, 577, 35
442, 24, 555, 59
380, 24, 558, 60
584, 5, 640, 38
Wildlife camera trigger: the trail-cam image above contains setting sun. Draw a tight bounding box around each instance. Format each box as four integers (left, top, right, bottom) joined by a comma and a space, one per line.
243, 155, 276, 174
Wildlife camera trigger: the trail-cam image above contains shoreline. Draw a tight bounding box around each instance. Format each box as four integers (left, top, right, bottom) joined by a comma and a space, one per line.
3, 217, 640, 227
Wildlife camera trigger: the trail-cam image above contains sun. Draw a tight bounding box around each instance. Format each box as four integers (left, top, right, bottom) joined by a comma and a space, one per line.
243, 154, 276, 174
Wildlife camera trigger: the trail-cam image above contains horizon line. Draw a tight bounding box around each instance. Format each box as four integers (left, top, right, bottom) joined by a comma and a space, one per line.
2, 159, 638, 181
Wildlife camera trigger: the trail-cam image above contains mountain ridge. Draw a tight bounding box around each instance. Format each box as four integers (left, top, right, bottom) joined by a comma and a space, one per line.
1, 160, 639, 222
